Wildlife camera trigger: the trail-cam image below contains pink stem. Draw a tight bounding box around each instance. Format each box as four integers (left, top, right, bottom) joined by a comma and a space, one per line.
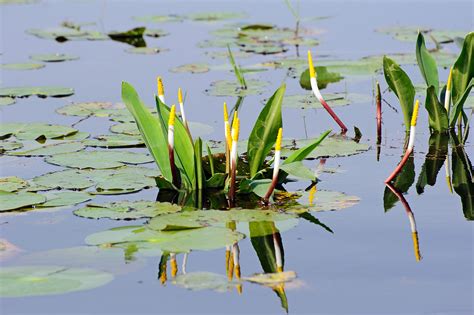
384, 148, 412, 183
319, 98, 348, 134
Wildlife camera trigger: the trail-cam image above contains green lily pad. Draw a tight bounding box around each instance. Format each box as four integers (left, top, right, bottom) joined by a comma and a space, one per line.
133, 15, 184, 23
173, 272, 238, 292
45, 150, 153, 169
0, 86, 74, 98
206, 79, 268, 97
83, 134, 143, 148
30, 53, 79, 62
283, 190, 360, 213
86, 226, 244, 253
281, 136, 370, 159
188, 12, 246, 21
30, 169, 95, 191
0, 97, 16, 106
110, 121, 213, 138
239, 43, 288, 55
0, 191, 46, 211
205, 50, 252, 59
244, 271, 297, 285
0, 0, 38, 4
0, 176, 29, 192
0, 63, 44, 70
0, 140, 23, 152
147, 209, 297, 231
0, 123, 78, 140
56, 101, 122, 117
282, 93, 371, 109
0, 266, 113, 297
74, 201, 180, 220
376, 27, 467, 44
39, 191, 92, 208
8, 141, 85, 156
125, 47, 166, 54
27, 27, 108, 41
170, 63, 210, 74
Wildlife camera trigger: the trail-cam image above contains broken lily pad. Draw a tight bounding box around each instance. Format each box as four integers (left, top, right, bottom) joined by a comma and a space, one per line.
45, 150, 153, 169
206, 79, 268, 97
0, 191, 46, 212
0, 63, 44, 70
0, 176, 29, 192
170, 63, 210, 74
281, 136, 370, 159
0, 123, 78, 140
30, 53, 79, 62
74, 200, 180, 220
0, 266, 113, 297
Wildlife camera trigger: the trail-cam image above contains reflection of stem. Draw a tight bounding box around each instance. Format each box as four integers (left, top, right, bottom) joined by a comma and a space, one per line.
445, 151, 453, 194
182, 253, 188, 274
386, 183, 422, 262
170, 253, 178, 278
273, 233, 283, 272
376, 81, 382, 145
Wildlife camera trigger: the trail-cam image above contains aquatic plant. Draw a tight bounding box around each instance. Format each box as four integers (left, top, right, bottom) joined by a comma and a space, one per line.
121, 80, 330, 204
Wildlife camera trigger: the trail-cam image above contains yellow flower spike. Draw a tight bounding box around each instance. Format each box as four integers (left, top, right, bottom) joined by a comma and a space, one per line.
412, 232, 422, 262
411, 100, 420, 127
178, 87, 183, 104
160, 263, 167, 285
447, 67, 453, 91
307, 50, 316, 79
232, 118, 240, 142
223, 102, 229, 122
309, 185, 317, 206
157, 77, 164, 96
168, 104, 176, 127
275, 128, 283, 151
277, 266, 283, 273
234, 264, 241, 279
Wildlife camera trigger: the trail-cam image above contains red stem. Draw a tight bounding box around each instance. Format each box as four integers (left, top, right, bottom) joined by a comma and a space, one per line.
228, 159, 236, 206
168, 145, 179, 188
263, 175, 279, 203
376, 82, 382, 144
319, 98, 348, 134
384, 148, 412, 184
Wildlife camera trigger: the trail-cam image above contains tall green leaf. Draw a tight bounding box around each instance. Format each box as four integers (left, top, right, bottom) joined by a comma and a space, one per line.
121, 82, 172, 182
449, 78, 474, 126
227, 45, 246, 89
451, 32, 474, 107
425, 86, 448, 132
155, 97, 196, 190
194, 138, 203, 190
283, 130, 331, 165
383, 56, 415, 132
416, 32, 439, 95
248, 84, 285, 177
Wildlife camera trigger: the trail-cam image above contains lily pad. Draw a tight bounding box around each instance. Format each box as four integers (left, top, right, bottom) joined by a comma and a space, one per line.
0, 191, 46, 211
144, 29, 169, 37
0, 266, 113, 297
244, 271, 297, 285
8, 141, 85, 156
39, 191, 92, 208
0, 97, 16, 106
282, 93, 371, 109
83, 134, 143, 148
376, 27, 466, 44
30, 169, 95, 191
56, 101, 121, 117
206, 79, 268, 97
125, 47, 166, 54
0, 86, 74, 98
188, 12, 246, 21
170, 63, 210, 74
30, 53, 79, 62
281, 136, 370, 159
27, 27, 108, 41
0, 176, 29, 192
0, 63, 44, 70
147, 209, 297, 231
133, 14, 183, 23
0, 123, 78, 140
74, 200, 180, 220
0, 140, 23, 152
45, 150, 153, 169
110, 121, 213, 138
173, 272, 237, 292
85, 226, 244, 253
283, 190, 360, 213
0, 0, 38, 4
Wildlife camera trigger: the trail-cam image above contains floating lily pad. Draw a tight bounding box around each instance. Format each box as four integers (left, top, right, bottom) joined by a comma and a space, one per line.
30, 169, 95, 191
0, 0, 38, 4
376, 27, 466, 44
283, 190, 360, 213
281, 136, 370, 159
74, 201, 180, 220
110, 121, 213, 138
27, 27, 108, 41
125, 47, 166, 54
0, 266, 113, 297
0, 176, 29, 192
282, 93, 371, 109
205, 50, 252, 59
30, 53, 79, 62
144, 29, 169, 37
188, 12, 246, 21
0, 86, 74, 98
0, 140, 23, 152
173, 272, 237, 292
86, 226, 244, 253
206, 79, 268, 97
0, 97, 16, 106
239, 43, 288, 55
0, 191, 46, 211
45, 150, 153, 169
0, 123, 78, 140
83, 134, 143, 148
39, 191, 92, 208
244, 271, 296, 285
0, 63, 44, 70
56, 101, 121, 117
8, 141, 85, 156
147, 209, 297, 231
133, 14, 184, 23
170, 63, 210, 74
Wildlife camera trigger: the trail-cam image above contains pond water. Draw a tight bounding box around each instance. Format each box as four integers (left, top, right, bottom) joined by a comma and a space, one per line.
1, 0, 473, 314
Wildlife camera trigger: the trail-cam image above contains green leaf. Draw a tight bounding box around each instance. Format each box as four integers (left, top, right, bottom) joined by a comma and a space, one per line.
416, 32, 439, 94
450, 78, 474, 126
451, 134, 474, 220
451, 32, 474, 108
299, 66, 343, 90
279, 162, 315, 180
383, 56, 415, 132
206, 173, 226, 188
121, 82, 172, 182
0, 191, 46, 211
227, 45, 246, 88
248, 84, 285, 177
425, 85, 448, 132
283, 130, 330, 164
0, 176, 29, 192
194, 138, 203, 190
239, 179, 272, 197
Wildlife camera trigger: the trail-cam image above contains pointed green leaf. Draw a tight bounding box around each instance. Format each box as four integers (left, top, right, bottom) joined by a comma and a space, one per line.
416, 32, 439, 95
451, 32, 474, 107
425, 86, 448, 132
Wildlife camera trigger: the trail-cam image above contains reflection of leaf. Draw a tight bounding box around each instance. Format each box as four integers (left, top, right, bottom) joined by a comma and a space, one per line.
424, 86, 448, 132
249, 222, 282, 274
451, 136, 474, 220
416, 133, 448, 194
108, 27, 146, 47
383, 156, 415, 211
